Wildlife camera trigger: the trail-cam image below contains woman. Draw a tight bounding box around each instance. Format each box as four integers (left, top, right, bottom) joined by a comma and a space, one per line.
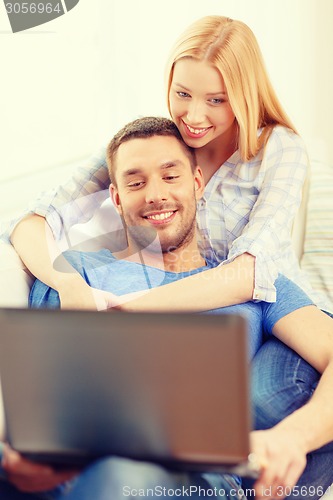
4, 15, 333, 498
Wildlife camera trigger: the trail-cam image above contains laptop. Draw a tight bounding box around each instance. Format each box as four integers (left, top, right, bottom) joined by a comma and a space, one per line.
0, 308, 258, 477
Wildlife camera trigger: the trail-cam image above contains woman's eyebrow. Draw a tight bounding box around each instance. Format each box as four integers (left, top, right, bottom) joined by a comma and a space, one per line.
173, 82, 226, 96
173, 82, 191, 91
206, 90, 227, 96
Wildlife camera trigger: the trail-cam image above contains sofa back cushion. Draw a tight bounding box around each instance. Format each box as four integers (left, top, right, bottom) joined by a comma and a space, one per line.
301, 160, 333, 311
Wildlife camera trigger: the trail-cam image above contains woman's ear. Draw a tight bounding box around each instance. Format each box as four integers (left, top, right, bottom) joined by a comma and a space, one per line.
109, 184, 122, 215
194, 166, 205, 200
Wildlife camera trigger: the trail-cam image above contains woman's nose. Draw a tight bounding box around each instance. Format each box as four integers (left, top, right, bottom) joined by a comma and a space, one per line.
186, 100, 206, 125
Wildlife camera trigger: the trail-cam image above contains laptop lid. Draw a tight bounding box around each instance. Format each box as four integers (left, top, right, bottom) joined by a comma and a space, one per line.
0, 308, 256, 476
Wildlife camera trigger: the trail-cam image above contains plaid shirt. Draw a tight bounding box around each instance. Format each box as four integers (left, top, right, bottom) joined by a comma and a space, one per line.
197, 126, 310, 303
2, 126, 329, 309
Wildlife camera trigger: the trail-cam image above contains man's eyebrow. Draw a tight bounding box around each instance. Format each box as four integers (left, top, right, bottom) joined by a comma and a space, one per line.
122, 160, 185, 177
122, 168, 143, 178
173, 82, 226, 96
160, 160, 185, 169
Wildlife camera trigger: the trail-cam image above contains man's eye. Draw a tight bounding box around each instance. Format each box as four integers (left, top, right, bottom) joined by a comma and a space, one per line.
128, 181, 144, 188
164, 175, 179, 181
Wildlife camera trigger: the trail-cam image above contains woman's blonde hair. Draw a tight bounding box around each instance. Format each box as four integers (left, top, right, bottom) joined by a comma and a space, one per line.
166, 15, 297, 161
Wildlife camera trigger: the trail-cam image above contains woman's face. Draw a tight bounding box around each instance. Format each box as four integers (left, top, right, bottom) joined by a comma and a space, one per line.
169, 58, 236, 149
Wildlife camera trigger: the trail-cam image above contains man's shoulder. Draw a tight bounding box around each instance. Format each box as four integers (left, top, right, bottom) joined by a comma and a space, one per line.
63, 248, 115, 268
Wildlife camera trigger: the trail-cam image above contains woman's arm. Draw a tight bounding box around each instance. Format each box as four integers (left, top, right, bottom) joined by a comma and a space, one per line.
219, 127, 310, 303
6, 149, 111, 309
11, 215, 107, 309
112, 252, 255, 312
1, 148, 109, 246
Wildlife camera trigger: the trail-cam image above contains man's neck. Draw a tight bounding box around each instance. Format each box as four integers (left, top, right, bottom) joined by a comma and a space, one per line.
114, 241, 206, 273
161, 246, 206, 273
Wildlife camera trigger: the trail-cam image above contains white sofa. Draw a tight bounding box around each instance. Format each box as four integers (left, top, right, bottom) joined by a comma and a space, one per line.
0, 158, 333, 497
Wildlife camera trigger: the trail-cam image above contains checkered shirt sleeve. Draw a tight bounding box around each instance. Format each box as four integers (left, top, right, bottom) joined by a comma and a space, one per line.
1, 147, 110, 243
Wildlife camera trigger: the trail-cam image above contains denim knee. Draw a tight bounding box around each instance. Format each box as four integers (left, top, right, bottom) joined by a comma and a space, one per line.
60, 457, 243, 500
251, 337, 320, 429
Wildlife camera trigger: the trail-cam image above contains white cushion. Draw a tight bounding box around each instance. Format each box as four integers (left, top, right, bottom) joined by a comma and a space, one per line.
301, 161, 333, 311
322, 486, 333, 499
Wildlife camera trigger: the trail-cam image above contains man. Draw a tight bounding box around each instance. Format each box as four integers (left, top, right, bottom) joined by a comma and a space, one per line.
2, 117, 332, 500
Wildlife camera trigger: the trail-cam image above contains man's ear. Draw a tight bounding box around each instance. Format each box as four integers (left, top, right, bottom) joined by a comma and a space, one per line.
109, 184, 122, 215
193, 166, 205, 201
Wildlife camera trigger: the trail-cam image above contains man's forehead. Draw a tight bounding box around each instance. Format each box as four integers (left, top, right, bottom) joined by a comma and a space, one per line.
118, 134, 185, 154
116, 135, 191, 172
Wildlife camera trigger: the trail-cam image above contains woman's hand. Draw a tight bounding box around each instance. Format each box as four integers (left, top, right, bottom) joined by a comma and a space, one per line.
250, 427, 308, 499
105, 290, 149, 311
57, 274, 112, 311
2, 444, 79, 493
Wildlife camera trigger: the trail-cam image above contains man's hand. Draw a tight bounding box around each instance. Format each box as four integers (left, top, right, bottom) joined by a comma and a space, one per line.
2, 445, 79, 493
251, 427, 308, 499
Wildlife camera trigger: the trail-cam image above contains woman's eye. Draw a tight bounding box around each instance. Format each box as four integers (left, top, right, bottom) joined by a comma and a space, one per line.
209, 98, 224, 105
177, 91, 191, 98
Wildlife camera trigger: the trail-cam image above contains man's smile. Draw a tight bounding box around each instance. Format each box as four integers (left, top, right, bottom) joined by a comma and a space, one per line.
143, 210, 177, 224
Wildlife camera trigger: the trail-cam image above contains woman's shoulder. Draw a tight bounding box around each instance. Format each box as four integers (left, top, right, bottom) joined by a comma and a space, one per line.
255, 125, 309, 167
253, 125, 310, 174
267, 125, 307, 151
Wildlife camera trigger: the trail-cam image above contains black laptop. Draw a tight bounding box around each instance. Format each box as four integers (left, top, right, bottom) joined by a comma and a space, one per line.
0, 308, 258, 477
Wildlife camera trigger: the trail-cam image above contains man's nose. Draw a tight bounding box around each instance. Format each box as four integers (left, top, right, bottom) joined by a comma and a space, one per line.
186, 100, 206, 125
145, 179, 168, 204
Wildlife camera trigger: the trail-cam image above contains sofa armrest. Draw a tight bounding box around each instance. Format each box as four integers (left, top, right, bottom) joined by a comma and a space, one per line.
0, 242, 33, 308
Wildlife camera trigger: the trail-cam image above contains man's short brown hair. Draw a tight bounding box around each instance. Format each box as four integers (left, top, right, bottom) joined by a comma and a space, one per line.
106, 116, 196, 185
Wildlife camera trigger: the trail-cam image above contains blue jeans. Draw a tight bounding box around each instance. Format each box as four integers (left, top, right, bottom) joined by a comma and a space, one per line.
0, 457, 246, 500
250, 335, 333, 499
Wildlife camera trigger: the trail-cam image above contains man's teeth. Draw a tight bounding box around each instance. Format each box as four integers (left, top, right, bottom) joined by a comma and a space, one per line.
187, 125, 208, 135
147, 212, 174, 221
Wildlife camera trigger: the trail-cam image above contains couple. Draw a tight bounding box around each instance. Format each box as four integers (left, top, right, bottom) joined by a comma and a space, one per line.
2, 116, 333, 500
2, 14, 333, 500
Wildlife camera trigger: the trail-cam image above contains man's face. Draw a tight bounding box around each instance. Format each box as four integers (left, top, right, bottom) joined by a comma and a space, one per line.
110, 135, 203, 254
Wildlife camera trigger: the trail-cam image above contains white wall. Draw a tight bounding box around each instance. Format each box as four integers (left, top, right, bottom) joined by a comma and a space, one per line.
1, 0, 332, 223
